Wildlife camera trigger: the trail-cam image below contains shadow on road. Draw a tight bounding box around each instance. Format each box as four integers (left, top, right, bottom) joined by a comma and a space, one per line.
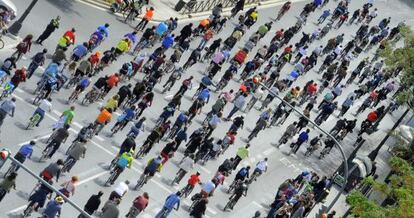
399, 0, 414, 8
46, 0, 81, 15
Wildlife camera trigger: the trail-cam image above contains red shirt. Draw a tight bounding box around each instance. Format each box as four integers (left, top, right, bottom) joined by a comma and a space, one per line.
284, 47, 292, 54
63, 31, 76, 44
307, 84, 317, 94
11, 69, 27, 85
133, 196, 149, 211
106, 74, 119, 88
367, 111, 378, 122
188, 174, 200, 186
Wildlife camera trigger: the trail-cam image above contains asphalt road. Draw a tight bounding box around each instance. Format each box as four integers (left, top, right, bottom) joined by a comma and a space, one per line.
0, 0, 413, 217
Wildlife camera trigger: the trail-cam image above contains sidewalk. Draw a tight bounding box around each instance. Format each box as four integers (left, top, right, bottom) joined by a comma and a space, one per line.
78, 0, 289, 22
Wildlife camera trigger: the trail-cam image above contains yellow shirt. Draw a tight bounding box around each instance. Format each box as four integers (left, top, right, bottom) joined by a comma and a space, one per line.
116, 40, 129, 52
105, 98, 118, 111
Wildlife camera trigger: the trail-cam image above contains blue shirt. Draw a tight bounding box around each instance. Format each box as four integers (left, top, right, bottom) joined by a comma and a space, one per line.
298, 132, 309, 142
162, 35, 174, 49
342, 97, 353, 107
147, 158, 162, 173
73, 44, 88, 58
322, 10, 330, 18
43, 200, 62, 218
18, 144, 33, 158
198, 88, 210, 102
44, 63, 59, 78
164, 193, 180, 210
176, 112, 187, 125
124, 32, 137, 44
97, 25, 109, 38
175, 130, 187, 141
124, 108, 135, 120
79, 78, 90, 88
155, 22, 168, 36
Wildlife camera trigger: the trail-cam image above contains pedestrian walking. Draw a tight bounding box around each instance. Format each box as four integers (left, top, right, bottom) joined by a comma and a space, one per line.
78, 191, 103, 217
0, 97, 16, 129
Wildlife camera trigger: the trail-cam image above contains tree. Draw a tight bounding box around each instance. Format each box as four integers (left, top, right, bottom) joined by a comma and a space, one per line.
379, 25, 414, 107
346, 157, 414, 218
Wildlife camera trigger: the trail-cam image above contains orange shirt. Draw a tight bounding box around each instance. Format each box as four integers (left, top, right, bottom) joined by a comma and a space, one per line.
200, 19, 210, 27
106, 75, 119, 88
96, 109, 112, 124
144, 9, 154, 21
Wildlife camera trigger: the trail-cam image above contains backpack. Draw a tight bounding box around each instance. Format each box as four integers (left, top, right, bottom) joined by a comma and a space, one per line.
310, 137, 319, 146
117, 157, 129, 168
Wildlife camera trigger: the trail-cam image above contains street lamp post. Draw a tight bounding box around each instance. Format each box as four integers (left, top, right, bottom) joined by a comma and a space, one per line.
8, 0, 39, 36
258, 82, 348, 213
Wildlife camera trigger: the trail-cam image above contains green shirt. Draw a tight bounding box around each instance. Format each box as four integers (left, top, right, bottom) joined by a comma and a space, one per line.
236, 147, 249, 159
258, 25, 269, 36
62, 109, 75, 124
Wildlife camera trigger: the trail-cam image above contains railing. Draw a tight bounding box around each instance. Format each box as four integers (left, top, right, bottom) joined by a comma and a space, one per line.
181, 0, 261, 14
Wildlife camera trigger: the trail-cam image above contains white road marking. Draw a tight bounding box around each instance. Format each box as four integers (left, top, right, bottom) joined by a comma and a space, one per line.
262, 147, 276, 155
252, 201, 265, 208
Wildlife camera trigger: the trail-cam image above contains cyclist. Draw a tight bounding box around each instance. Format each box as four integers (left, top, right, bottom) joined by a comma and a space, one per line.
111, 105, 136, 132
155, 191, 181, 218
71, 42, 89, 62
40, 159, 64, 182
45, 124, 70, 159
174, 76, 193, 98
290, 129, 310, 154
232, 144, 250, 170
75, 59, 92, 78
140, 128, 162, 156
126, 192, 149, 217
64, 138, 87, 173
69, 74, 92, 101
174, 127, 188, 149
200, 179, 216, 198
32, 98, 52, 126
117, 83, 132, 107
115, 38, 130, 57
109, 180, 130, 200
127, 117, 146, 138
94, 108, 113, 135
57, 106, 75, 128
174, 154, 195, 184
112, 151, 134, 185
184, 48, 202, 69
278, 121, 297, 146
252, 158, 268, 180
27, 49, 47, 79
42, 196, 64, 218
1, 56, 17, 75
229, 115, 244, 133
141, 156, 163, 183
10, 67, 27, 91
136, 91, 154, 118
105, 94, 119, 112
26, 181, 53, 214
234, 166, 250, 182
73, 123, 94, 143
228, 180, 248, 210
13, 141, 35, 171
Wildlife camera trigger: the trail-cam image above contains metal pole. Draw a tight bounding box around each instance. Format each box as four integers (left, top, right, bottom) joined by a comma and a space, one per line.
258, 82, 348, 213
8, 0, 39, 36
6, 154, 93, 218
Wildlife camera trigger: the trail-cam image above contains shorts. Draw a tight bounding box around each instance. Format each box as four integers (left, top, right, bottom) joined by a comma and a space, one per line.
75, 85, 86, 92
71, 54, 80, 62
143, 168, 155, 177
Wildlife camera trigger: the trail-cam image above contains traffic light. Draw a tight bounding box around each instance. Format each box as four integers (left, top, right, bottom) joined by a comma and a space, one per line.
0, 149, 9, 160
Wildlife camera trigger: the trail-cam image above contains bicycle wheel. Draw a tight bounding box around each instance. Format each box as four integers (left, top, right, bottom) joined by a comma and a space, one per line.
62, 159, 74, 173
134, 175, 146, 190
0, 39, 4, 49
3, 164, 17, 178
27, 113, 41, 129
105, 171, 117, 186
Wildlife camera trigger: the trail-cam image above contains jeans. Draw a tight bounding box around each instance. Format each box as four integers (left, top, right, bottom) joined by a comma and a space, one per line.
0, 109, 7, 127
28, 62, 39, 79
227, 106, 240, 119
198, 39, 208, 50
46, 139, 62, 158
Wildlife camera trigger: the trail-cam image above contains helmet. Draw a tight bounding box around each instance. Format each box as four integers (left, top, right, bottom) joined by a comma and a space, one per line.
95, 51, 101, 57
55, 196, 65, 204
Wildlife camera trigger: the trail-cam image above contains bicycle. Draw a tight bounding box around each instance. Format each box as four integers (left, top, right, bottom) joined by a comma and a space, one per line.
68, 88, 81, 104
135, 142, 151, 159
167, 125, 179, 139
105, 167, 121, 186
65, 75, 80, 89
223, 194, 237, 211
26, 112, 42, 129
0, 81, 14, 101
288, 142, 300, 155
180, 184, 195, 198
319, 146, 333, 159
248, 171, 260, 184
33, 88, 48, 105
110, 119, 128, 137
0, 32, 4, 49
82, 88, 101, 105
134, 173, 150, 190
126, 205, 142, 218
39, 146, 53, 162
171, 169, 186, 185
22, 202, 38, 217
227, 179, 239, 194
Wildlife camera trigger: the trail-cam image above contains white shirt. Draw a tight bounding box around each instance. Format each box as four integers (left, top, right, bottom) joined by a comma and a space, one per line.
114, 182, 129, 196
256, 160, 267, 172
38, 99, 52, 112
179, 156, 194, 172
253, 88, 264, 99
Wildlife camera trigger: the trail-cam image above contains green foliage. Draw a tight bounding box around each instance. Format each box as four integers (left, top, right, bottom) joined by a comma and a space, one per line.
379, 26, 414, 107
346, 157, 414, 217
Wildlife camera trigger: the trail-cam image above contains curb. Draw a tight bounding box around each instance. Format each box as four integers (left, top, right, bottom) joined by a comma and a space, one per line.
77, 0, 293, 23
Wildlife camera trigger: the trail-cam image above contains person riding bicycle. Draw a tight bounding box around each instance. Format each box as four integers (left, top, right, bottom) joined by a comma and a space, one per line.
26, 180, 54, 213
291, 129, 310, 154
112, 151, 134, 184
235, 166, 250, 182
70, 74, 92, 101
42, 196, 64, 218
71, 42, 89, 62
12, 141, 35, 171
142, 156, 163, 182
27, 49, 47, 79
94, 108, 113, 135
64, 138, 87, 173
306, 134, 323, 154
72, 124, 93, 144
155, 191, 180, 218
115, 38, 130, 57
252, 158, 268, 179
140, 128, 162, 156
229, 180, 248, 209
45, 124, 70, 159
32, 98, 52, 126
112, 105, 136, 132
40, 159, 64, 182
127, 117, 146, 139
126, 192, 149, 217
